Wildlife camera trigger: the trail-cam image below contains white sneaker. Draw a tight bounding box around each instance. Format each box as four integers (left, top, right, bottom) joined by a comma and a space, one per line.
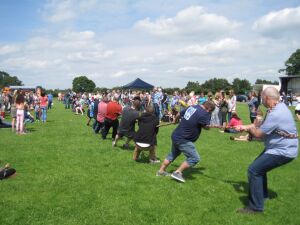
149, 159, 160, 164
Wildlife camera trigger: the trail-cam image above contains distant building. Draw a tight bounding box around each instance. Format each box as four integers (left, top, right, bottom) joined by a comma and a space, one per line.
9, 86, 37, 91
253, 84, 280, 94
279, 75, 300, 94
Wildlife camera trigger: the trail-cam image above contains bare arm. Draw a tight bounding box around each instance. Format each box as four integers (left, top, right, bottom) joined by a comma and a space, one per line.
236, 124, 265, 138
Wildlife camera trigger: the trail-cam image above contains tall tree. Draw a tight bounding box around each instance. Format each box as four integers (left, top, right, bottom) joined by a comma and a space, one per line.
200, 78, 231, 93
232, 78, 252, 94
185, 81, 201, 93
279, 49, 300, 75
0, 71, 23, 88
72, 76, 96, 93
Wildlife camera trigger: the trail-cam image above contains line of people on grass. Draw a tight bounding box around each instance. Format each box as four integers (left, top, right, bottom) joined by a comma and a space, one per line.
62, 88, 266, 165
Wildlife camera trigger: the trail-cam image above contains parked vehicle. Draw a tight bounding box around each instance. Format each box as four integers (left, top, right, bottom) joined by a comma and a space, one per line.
237, 95, 248, 102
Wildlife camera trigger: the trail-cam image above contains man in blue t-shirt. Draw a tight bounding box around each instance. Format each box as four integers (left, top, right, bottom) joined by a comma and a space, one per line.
236, 87, 298, 214
157, 101, 215, 183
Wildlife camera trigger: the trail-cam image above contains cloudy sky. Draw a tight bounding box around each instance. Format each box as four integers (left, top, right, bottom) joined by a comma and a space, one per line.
0, 0, 300, 89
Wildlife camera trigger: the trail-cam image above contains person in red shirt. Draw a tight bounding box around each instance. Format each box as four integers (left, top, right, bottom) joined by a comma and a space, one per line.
101, 94, 122, 140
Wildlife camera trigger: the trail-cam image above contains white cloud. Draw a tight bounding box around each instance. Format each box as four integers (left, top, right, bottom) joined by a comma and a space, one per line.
178, 38, 240, 55
112, 70, 127, 78
2, 57, 60, 70
59, 30, 95, 41
67, 50, 114, 62
253, 6, 300, 37
43, 0, 76, 22
135, 6, 241, 38
111, 68, 149, 78
1, 30, 115, 88
2, 2, 299, 89
177, 66, 204, 73
0, 44, 20, 55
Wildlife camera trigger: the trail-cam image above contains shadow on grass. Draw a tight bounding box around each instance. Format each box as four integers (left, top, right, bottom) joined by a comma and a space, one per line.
135, 154, 162, 164
183, 167, 206, 180
25, 127, 36, 132
223, 180, 278, 206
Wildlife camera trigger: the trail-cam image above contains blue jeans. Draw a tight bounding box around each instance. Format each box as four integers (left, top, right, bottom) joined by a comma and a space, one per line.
153, 103, 160, 118
166, 141, 200, 167
41, 106, 47, 122
227, 112, 232, 123
247, 152, 293, 211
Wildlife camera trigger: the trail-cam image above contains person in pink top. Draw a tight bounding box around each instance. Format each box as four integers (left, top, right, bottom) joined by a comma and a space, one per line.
224, 112, 242, 133
95, 96, 109, 134
39, 91, 48, 123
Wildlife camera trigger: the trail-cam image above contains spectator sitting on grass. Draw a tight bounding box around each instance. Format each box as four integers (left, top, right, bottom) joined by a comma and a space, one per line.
74, 99, 83, 115
223, 111, 242, 133
133, 105, 160, 163
0, 113, 12, 128
24, 104, 34, 124
230, 109, 264, 141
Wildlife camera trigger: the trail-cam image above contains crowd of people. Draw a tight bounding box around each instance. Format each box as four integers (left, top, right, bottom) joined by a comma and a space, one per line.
0, 87, 53, 133
1, 85, 299, 214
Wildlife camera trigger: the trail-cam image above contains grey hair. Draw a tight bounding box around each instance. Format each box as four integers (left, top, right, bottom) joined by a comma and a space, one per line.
262, 87, 280, 101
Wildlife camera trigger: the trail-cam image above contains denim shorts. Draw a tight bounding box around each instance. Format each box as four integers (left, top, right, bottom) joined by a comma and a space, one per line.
166, 141, 200, 167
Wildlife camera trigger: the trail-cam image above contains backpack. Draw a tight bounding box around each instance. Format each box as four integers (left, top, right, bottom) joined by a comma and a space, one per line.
0, 165, 16, 180
220, 100, 228, 113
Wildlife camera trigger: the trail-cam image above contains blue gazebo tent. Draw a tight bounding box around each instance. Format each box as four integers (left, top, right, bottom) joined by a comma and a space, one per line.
122, 78, 154, 90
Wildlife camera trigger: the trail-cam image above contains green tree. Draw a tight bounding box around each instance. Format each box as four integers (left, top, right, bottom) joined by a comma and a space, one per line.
72, 76, 96, 93
200, 78, 231, 93
163, 87, 182, 94
185, 81, 201, 93
232, 78, 252, 94
255, 79, 279, 85
0, 71, 23, 88
279, 49, 300, 75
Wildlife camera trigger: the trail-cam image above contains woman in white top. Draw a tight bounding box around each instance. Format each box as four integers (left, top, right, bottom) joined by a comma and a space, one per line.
228, 90, 237, 122
295, 95, 300, 121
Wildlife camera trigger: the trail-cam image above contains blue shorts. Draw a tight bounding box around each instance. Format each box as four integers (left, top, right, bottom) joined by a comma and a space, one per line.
166, 141, 200, 167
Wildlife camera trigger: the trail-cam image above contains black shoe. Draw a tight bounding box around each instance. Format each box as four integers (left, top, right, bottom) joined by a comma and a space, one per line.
236, 207, 262, 214
230, 136, 235, 140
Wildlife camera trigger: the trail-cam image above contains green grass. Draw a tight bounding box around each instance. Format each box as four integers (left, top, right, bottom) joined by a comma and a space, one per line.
0, 101, 300, 225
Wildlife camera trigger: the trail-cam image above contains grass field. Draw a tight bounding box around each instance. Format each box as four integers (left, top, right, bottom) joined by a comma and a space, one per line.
1, 100, 300, 225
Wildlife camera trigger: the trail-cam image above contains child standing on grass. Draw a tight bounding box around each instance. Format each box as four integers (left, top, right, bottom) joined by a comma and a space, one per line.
10, 90, 18, 132
34, 97, 40, 121
39, 91, 48, 123
15, 92, 25, 134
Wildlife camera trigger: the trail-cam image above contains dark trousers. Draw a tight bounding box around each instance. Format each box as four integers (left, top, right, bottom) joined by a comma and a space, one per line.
93, 121, 104, 133
48, 100, 52, 109
247, 152, 293, 211
101, 118, 119, 139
